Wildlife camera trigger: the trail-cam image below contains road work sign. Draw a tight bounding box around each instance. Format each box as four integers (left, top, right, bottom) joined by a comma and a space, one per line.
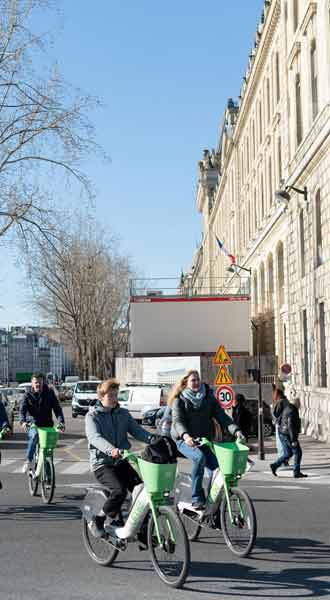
213, 345, 232, 366
215, 366, 233, 386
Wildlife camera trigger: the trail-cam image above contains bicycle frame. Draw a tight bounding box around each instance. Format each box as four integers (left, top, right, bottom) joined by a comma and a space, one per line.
29, 424, 60, 477
121, 450, 175, 546
199, 438, 249, 524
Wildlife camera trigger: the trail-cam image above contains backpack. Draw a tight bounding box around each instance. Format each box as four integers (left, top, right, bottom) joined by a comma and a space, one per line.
141, 435, 177, 464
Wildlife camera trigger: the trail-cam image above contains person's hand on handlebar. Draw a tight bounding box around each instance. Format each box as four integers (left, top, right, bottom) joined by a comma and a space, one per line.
57, 422, 65, 432
20, 422, 29, 433
111, 448, 121, 459
183, 433, 196, 448
235, 430, 247, 443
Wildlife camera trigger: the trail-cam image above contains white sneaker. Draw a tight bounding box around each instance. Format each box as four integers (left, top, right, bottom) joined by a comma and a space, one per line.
22, 461, 32, 474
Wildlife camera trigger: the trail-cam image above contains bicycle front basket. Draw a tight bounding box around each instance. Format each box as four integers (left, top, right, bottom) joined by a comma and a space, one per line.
37, 427, 59, 450
137, 459, 177, 494
213, 441, 249, 477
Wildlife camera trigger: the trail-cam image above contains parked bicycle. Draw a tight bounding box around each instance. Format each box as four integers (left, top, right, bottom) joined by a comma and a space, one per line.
0, 427, 10, 491
176, 438, 257, 557
82, 448, 190, 588
27, 423, 63, 504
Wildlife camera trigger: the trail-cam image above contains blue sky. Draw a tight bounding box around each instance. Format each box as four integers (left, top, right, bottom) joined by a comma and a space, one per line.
0, 0, 264, 326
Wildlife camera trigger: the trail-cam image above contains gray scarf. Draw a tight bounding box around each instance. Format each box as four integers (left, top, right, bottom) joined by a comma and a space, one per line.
181, 383, 207, 409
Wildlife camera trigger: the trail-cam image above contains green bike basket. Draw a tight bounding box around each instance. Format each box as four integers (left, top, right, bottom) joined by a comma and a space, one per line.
37, 427, 59, 450
213, 441, 249, 476
137, 459, 177, 494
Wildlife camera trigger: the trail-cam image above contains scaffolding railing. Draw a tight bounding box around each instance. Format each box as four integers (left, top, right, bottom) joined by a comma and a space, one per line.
129, 277, 251, 298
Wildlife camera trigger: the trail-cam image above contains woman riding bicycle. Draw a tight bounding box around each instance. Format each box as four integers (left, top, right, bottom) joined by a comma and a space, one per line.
171, 370, 245, 509
85, 378, 151, 538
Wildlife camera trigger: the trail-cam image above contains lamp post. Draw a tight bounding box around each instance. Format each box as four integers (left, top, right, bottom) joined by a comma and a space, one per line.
250, 320, 265, 460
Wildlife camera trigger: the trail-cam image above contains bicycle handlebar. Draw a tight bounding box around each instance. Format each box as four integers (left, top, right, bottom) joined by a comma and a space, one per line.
0, 427, 10, 440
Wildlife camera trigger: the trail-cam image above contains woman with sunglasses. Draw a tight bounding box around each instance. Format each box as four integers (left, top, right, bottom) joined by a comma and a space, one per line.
85, 378, 151, 538
171, 370, 245, 509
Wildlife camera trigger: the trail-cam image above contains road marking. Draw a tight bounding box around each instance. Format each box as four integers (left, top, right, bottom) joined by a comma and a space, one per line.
263, 470, 322, 478
60, 462, 90, 475
62, 447, 82, 462
252, 485, 308, 490
0, 459, 18, 467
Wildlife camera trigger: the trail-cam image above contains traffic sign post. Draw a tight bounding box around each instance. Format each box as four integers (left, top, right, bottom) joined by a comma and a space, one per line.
215, 385, 234, 410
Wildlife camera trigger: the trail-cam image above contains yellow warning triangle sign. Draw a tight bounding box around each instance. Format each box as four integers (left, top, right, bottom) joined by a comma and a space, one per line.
213, 345, 232, 366
215, 366, 233, 386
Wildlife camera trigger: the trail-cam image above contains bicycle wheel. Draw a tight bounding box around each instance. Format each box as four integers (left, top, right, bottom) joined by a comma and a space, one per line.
220, 487, 257, 557
179, 511, 201, 541
41, 457, 55, 504
82, 518, 119, 566
27, 449, 39, 497
148, 506, 190, 588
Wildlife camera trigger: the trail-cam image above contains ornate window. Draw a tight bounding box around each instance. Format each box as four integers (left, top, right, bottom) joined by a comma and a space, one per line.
315, 189, 322, 267
310, 39, 318, 120
295, 73, 303, 146
299, 209, 305, 277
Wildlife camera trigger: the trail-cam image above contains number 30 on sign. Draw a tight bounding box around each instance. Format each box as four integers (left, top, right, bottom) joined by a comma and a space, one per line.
216, 385, 234, 409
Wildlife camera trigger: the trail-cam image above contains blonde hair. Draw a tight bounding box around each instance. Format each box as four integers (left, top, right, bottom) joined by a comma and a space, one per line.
98, 378, 120, 397
167, 369, 200, 407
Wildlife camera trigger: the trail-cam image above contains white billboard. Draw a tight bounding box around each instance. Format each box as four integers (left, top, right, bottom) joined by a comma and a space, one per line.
130, 296, 251, 355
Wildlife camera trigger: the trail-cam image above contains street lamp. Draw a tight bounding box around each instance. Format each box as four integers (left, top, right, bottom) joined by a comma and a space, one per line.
275, 185, 308, 208
226, 264, 251, 275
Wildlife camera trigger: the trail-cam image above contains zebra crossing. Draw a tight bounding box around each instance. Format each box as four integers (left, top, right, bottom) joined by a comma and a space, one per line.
1, 457, 93, 475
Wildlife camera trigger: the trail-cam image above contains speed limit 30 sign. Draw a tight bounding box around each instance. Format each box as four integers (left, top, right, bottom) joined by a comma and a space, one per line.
216, 385, 234, 409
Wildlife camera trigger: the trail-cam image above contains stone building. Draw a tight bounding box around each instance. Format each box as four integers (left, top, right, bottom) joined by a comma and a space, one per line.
189, 0, 330, 440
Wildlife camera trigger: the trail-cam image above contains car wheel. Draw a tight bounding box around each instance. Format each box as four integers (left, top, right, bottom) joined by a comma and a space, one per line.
72, 413, 77, 419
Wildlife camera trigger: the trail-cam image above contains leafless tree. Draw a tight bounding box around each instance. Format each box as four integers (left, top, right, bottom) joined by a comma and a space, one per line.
0, 0, 103, 248
29, 227, 135, 379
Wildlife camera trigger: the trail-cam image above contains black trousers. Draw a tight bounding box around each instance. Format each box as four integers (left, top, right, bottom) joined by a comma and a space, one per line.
94, 461, 141, 517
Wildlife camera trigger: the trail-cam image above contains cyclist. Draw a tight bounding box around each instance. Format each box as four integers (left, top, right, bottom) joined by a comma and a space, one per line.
85, 378, 151, 538
171, 369, 245, 509
20, 373, 65, 473
0, 395, 10, 431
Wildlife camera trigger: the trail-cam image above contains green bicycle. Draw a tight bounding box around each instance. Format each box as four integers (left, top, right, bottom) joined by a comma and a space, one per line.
82, 449, 190, 588
177, 438, 257, 557
27, 424, 63, 504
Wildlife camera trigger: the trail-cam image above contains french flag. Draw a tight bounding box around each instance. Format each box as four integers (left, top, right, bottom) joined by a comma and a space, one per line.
215, 236, 236, 265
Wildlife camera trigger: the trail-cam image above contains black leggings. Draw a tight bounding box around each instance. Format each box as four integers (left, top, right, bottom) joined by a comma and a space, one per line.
94, 461, 141, 517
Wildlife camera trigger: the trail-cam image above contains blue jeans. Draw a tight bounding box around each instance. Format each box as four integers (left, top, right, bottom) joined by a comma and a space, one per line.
176, 440, 218, 504
272, 433, 302, 476
26, 427, 38, 462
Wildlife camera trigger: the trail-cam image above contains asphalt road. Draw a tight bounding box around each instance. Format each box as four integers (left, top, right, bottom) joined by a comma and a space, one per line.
1, 408, 330, 600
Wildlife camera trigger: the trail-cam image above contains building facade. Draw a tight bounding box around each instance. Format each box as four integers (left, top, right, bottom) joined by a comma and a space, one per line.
190, 0, 330, 440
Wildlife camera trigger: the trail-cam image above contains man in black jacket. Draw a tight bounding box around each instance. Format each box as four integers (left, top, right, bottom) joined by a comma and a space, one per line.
270, 397, 307, 479
20, 373, 65, 472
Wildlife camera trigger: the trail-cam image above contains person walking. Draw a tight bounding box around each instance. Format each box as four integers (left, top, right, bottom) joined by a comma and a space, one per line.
270, 396, 307, 478
171, 369, 245, 509
272, 380, 290, 462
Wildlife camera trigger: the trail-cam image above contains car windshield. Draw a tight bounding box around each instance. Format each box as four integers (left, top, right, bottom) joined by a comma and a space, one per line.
76, 382, 99, 393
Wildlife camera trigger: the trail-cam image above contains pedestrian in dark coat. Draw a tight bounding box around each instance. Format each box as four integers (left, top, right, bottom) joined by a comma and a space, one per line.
232, 393, 252, 441
270, 397, 307, 478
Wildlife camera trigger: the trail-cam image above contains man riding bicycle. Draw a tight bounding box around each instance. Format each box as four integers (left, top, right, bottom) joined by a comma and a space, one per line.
20, 373, 65, 473
85, 378, 151, 538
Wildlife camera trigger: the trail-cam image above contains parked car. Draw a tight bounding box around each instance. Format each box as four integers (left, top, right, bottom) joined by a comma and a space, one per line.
142, 406, 165, 427
245, 398, 275, 438
71, 380, 101, 418
58, 383, 75, 403
118, 384, 170, 422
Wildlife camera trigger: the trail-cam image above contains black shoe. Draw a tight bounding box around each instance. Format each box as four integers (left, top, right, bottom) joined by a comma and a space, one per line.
192, 501, 205, 510
283, 460, 289, 467
294, 472, 308, 478
270, 463, 277, 477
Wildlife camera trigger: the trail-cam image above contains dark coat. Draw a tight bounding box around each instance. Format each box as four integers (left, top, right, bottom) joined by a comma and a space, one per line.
279, 403, 301, 443
232, 403, 252, 439
273, 396, 290, 425
0, 399, 9, 429
171, 384, 238, 441
19, 384, 64, 427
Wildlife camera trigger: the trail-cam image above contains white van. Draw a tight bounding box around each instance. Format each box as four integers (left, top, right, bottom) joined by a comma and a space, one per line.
117, 384, 170, 421
71, 380, 102, 418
